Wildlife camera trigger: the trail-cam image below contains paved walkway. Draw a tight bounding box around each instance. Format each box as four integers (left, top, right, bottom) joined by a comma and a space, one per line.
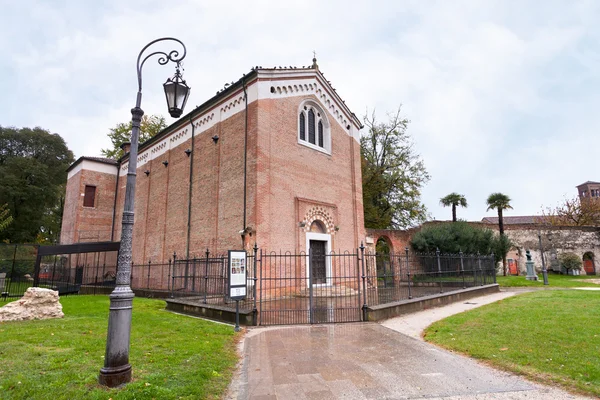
227, 290, 591, 399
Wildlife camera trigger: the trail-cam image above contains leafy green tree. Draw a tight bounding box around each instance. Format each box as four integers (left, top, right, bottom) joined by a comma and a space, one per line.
411, 221, 496, 255
491, 233, 513, 269
0, 203, 13, 232
486, 192, 513, 276
101, 114, 167, 159
0, 126, 74, 243
361, 107, 430, 229
440, 193, 467, 222
558, 252, 582, 275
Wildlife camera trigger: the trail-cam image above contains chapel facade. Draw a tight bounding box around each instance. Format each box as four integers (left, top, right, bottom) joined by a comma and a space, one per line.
60, 61, 366, 264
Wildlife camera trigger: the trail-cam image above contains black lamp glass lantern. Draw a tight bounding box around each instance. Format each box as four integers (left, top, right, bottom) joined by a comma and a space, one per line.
163, 65, 190, 118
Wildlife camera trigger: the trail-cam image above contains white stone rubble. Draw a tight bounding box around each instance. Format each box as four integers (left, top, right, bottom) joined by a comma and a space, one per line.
0, 287, 64, 322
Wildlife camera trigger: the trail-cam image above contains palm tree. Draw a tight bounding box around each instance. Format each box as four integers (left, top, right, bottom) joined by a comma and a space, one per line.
439, 193, 467, 222
486, 193, 513, 275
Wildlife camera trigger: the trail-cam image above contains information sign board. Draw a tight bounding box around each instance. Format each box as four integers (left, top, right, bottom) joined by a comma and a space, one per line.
228, 250, 247, 300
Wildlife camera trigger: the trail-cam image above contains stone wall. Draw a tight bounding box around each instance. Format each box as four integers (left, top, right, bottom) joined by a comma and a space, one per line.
501, 225, 599, 275
366, 223, 600, 275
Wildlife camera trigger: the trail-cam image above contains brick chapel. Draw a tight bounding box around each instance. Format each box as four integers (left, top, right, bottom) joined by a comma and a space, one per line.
60, 59, 366, 264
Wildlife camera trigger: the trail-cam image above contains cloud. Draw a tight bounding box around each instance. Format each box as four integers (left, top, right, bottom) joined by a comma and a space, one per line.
2, 0, 600, 224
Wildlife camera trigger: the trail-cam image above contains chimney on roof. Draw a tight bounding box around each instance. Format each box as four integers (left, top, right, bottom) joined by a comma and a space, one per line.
120, 142, 131, 154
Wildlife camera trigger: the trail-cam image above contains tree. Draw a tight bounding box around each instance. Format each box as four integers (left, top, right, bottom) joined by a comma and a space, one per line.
439, 193, 467, 222
542, 197, 600, 226
0, 203, 12, 232
491, 233, 513, 270
361, 107, 430, 229
558, 252, 582, 275
101, 114, 167, 159
410, 221, 512, 259
0, 126, 74, 243
486, 193, 513, 276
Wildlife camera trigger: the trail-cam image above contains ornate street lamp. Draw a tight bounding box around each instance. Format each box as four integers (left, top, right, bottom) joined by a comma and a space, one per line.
163, 65, 190, 118
537, 231, 549, 285
99, 37, 190, 387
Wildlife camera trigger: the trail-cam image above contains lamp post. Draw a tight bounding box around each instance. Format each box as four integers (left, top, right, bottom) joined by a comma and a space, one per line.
537, 231, 549, 285
99, 38, 190, 387
547, 231, 559, 273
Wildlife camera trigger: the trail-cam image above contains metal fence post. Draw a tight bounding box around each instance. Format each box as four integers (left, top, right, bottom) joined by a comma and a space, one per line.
355, 246, 362, 311
191, 258, 196, 293
204, 249, 209, 304
308, 247, 314, 324
477, 252, 482, 286
492, 254, 496, 284
258, 248, 263, 326
147, 259, 151, 289
360, 242, 368, 322
459, 250, 466, 289
405, 247, 412, 299
168, 257, 173, 298
253, 243, 258, 325
436, 248, 443, 293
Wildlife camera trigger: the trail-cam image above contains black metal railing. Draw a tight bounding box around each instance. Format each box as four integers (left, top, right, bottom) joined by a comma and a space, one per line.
1, 243, 496, 327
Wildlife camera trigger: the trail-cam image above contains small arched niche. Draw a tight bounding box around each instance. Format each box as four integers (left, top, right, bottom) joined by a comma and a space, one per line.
310, 220, 327, 234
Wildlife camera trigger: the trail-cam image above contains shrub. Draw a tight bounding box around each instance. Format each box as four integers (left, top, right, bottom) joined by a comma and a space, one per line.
558, 252, 582, 274
410, 221, 511, 258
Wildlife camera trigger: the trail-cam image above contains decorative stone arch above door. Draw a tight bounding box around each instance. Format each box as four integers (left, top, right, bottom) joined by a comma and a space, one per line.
302, 207, 336, 235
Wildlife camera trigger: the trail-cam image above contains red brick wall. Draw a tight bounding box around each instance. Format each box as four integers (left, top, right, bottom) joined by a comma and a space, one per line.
76, 93, 364, 264
60, 168, 117, 244
255, 95, 365, 253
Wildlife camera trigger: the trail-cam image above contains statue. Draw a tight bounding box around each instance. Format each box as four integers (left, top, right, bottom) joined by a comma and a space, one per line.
525, 249, 537, 280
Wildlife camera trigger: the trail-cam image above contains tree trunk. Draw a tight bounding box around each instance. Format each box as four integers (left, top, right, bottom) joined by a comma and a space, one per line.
498, 208, 507, 276
498, 209, 504, 236
452, 205, 457, 222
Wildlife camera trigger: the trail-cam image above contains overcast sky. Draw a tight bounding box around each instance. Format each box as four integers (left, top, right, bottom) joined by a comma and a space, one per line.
2, 0, 599, 223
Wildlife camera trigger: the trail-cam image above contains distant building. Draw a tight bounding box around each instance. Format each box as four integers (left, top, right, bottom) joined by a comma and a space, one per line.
577, 181, 600, 200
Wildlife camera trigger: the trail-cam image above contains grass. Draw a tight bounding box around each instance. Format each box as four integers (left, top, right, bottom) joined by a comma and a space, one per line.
496, 273, 600, 287
0, 296, 239, 400
424, 290, 600, 397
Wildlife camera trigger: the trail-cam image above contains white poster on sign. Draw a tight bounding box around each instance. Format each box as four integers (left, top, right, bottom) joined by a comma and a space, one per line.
228, 250, 247, 300
229, 251, 247, 286
230, 287, 246, 298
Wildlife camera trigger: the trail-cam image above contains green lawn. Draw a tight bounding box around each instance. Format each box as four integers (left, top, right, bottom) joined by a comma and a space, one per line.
424, 290, 600, 397
496, 274, 600, 287
0, 296, 239, 400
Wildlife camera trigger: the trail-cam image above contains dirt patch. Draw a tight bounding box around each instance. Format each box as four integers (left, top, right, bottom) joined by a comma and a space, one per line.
575, 279, 600, 284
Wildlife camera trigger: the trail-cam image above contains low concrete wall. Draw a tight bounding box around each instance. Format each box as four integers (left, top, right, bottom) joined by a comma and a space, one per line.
165, 298, 257, 326
366, 284, 500, 321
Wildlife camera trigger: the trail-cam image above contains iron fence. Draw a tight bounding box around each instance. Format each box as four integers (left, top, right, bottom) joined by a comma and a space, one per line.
1, 243, 496, 327
169, 250, 257, 311
0, 244, 37, 300
258, 250, 362, 325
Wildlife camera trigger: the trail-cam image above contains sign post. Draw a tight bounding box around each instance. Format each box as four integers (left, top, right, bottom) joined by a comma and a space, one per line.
228, 250, 247, 332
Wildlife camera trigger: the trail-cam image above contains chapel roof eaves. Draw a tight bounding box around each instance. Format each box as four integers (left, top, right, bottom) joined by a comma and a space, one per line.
66, 156, 118, 172
118, 64, 362, 163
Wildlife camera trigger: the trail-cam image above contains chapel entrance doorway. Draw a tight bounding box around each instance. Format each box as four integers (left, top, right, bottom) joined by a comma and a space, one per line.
309, 240, 327, 284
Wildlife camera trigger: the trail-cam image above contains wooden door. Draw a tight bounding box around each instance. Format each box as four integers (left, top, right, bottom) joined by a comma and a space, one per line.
309, 240, 327, 284
584, 259, 596, 275
508, 259, 518, 275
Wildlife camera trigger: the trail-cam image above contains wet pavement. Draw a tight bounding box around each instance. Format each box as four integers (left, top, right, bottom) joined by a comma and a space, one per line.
229, 323, 589, 399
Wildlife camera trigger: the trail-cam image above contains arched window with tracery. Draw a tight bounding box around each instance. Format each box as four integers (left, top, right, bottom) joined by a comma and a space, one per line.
298, 101, 330, 153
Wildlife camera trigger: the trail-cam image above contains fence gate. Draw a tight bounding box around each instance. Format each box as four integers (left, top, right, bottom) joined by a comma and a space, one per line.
258, 250, 363, 326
